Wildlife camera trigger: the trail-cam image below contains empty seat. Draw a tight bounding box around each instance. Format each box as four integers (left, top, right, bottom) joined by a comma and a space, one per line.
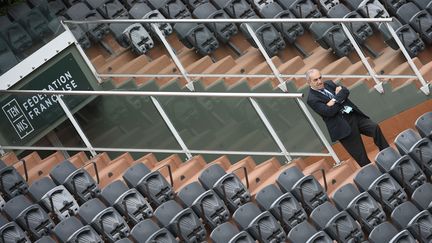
35, 236, 56, 243
147, 0, 191, 19
178, 181, 229, 229
255, 184, 307, 232
4, 195, 54, 239
50, 160, 100, 204
130, 219, 177, 243
123, 163, 174, 207
395, 128, 432, 176
0, 16, 33, 58
259, 2, 304, 43
120, 0, 147, 9
369, 221, 415, 243
380, 0, 406, 16
63, 0, 82, 7
154, 200, 206, 243
0, 214, 31, 243
310, 201, 365, 242
27, 0, 68, 19
391, 201, 432, 242
53, 216, 102, 243
412, 182, 432, 212
356, 0, 389, 28
240, 21, 286, 57
198, 164, 251, 212
378, 19, 425, 57
375, 147, 427, 195
233, 202, 286, 242
332, 183, 386, 233
309, 21, 353, 57
277, 166, 328, 214
128, 3, 173, 37
183, 0, 210, 10
416, 112, 432, 139
110, 22, 154, 55
411, 0, 432, 15
28, 177, 79, 221
193, 3, 238, 43
212, 0, 256, 19
316, 0, 340, 14
7, 3, 53, 41
86, 0, 128, 19
79, 198, 130, 242
354, 164, 407, 213
327, 3, 373, 43
173, 23, 219, 55
0, 159, 28, 199
210, 222, 255, 243
287, 221, 333, 243
101, 180, 153, 225
65, 2, 109, 41
396, 2, 432, 44
276, 0, 322, 23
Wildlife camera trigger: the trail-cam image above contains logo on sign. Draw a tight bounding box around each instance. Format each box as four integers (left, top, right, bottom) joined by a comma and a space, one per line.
2, 99, 35, 139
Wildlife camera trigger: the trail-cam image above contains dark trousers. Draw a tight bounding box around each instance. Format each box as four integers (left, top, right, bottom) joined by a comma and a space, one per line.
339, 112, 389, 167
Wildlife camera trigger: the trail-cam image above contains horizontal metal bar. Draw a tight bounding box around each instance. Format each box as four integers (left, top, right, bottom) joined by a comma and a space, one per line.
0, 145, 331, 157
0, 90, 303, 98
63, 18, 393, 25
98, 73, 418, 79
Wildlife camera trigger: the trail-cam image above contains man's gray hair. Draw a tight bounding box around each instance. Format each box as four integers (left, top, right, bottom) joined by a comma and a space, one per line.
305, 68, 319, 82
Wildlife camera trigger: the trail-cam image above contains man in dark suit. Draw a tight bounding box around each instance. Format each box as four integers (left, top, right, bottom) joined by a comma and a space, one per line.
306, 68, 389, 167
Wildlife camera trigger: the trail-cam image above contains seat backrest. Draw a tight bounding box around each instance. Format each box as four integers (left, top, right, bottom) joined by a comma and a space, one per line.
178, 181, 206, 207
353, 164, 382, 191
147, 0, 191, 19
332, 183, 359, 210
391, 155, 427, 194
210, 222, 255, 243
395, 128, 422, 155
391, 201, 420, 229
369, 221, 399, 243
411, 182, 432, 211
0, 159, 28, 199
122, 163, 152, 188
276, 166, 304, 192
287, 221, 318, 243
416, 112, 432, 139
310, 201, 339, 229
131, 219, 177, 243
28, 177, 57, 201
375, 147, 401, 173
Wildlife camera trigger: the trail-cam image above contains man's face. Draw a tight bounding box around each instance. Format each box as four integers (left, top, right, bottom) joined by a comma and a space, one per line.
308, 70, 324, 90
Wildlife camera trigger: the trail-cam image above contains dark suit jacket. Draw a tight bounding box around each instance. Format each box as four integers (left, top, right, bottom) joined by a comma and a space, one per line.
307, 80, 368, 142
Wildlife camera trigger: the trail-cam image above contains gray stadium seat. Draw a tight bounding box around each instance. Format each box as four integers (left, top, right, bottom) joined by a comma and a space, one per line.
27, 0, 68, 20
332, 183, 386, 233
356, 0, 390, 24
233, 202, 286, 242
0, 214, 31, 243
375, 147, 427, 195
0, 16, 33, 58
4, 195, 54, 239
411, 182, 432, 213
309, 21, 353, 57
391, 201, 432, 242
183, 0, 209, 9
210, 222, 255, 243
193, 3, 238, 43
316, 0, 340, 14
327, 3, 373, 43
122, 163, 174, 207
275, 0, 322, 28
120, 0, 147, 9
411, 0, 432, 15
378, 19, 425, 58
0, 36, 19, 75
396, 2, 432, 44
380, 0, 406, 15
86, 0, 128, 19
147, 0, 192, 19
154, 200, 206, 243
28, 177, 79, 221
198, 164, 251, 212
416, 112, 432, 139
130, 219, 177, 243
259, 2, 305, 43
7, 3, 53, 41
35, 236, 56, 243
240, 21, 286, 57
128, 3, 173, 37
354, 164, 407, 213
255, 184, 307, 232
178, 181, 230, 229
0, 159, 28, 199
79, 198, 130, 241
277, 166, 329, 214
287, 221, 333, 243
174, 23, 219, 55
395, 128, 432, 176
65, 2, 109, 41
310, 201, 365, 242
369, 222, 400, 243
110, 22, 155, 55
101, 180, 153, 225
50, 160, 100, 204
53, 216, 102, 243
212, 0, 256, 19
63, 0, 82, 7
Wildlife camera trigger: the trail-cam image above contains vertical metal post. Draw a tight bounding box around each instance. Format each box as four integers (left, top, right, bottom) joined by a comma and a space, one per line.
60, 21, 103, 83
295, 98, 341, 165
150, 96, 192, 159
385, 23, 430, 95
57, 96, 97, 157
245, 24, 341, 165
151, 23, 195, 91
341, 23, 384, 93
249, 98, 292, 162
244, 24, 287, 92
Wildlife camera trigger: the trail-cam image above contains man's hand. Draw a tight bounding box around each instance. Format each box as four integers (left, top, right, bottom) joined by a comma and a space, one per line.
326, 99, 336, 106
335, 86, 342, 94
